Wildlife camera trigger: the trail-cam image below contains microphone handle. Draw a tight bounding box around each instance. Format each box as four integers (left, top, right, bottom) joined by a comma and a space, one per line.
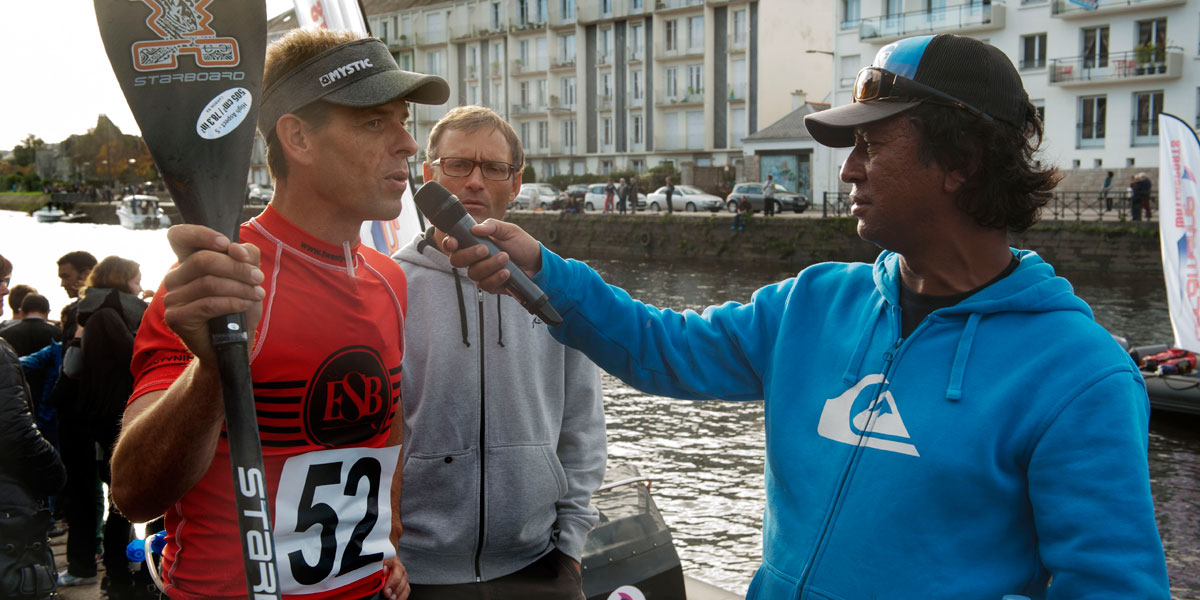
446, 215, 563, 326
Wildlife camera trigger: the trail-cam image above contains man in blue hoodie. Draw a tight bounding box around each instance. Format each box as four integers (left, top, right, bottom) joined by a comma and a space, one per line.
442, 34, 1170, 599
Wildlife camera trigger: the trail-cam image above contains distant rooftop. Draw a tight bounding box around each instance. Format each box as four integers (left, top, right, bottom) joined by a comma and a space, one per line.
744, 103, 829, 143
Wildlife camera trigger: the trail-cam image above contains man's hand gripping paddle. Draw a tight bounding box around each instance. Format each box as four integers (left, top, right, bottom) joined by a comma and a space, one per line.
94, 2, 278, 598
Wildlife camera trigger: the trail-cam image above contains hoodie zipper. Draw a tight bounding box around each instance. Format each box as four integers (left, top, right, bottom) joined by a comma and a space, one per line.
798, 305, 906, 592
473, 286, 487, 582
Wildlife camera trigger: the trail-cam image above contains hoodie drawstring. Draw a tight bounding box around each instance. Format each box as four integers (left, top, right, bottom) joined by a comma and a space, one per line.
496, 295, 505, 347
453, 268, 471, 347
842, 296, 887, 386
945, 312, 981, 401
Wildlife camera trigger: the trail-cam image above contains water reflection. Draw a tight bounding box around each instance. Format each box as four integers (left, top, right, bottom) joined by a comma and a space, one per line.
591, 257, 1200, 596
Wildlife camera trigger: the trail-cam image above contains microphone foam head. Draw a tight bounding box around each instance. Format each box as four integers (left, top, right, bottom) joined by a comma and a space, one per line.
413, 180, 467, 229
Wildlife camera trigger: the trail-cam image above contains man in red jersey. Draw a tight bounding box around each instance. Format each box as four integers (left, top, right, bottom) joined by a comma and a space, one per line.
110, 29, 448, 600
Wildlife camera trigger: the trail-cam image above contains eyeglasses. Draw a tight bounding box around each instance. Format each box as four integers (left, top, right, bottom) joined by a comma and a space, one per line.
431, 157, 517, 181
853, 67, 993, 122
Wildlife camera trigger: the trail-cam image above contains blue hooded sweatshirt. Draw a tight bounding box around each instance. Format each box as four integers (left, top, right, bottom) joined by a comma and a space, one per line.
533, 247, 1169, 599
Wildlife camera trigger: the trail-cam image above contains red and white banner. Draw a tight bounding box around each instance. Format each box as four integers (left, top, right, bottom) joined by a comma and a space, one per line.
1158, 113, 1200, 352
292, 0, 425, 255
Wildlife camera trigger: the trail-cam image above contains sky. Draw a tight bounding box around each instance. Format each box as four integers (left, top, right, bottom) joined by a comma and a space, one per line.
0, 0, 295, 152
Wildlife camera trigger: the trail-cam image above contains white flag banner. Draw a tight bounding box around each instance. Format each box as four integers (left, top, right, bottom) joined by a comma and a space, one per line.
1158, 113, 1200, 352
292, 0, 426, 256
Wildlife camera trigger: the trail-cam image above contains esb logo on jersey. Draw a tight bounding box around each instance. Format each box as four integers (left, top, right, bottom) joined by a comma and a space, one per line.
130, 0, 241, 72
305, 346, 391, 447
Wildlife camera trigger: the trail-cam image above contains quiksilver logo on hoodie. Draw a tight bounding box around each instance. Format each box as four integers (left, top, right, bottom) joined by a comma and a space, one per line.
319, 58, 374, 87
817, 374, 920, 457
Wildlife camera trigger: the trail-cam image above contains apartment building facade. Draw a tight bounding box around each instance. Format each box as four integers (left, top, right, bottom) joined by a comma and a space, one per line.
360, 0, 831, 193
827, 0, 1199, 195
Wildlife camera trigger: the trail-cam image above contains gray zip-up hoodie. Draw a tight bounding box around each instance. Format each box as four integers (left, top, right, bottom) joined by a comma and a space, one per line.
393, 230, 606, 584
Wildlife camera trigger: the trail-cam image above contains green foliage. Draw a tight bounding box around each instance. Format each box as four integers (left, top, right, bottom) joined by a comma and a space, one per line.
522, 164, 536, 183
9, 135, 44, 167
22, 171, 41, 192
3, 173, 24, 191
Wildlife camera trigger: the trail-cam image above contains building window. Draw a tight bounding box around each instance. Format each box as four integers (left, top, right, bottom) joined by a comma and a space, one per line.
562, 76, 576, 106
601, 73, 612, 98
632, 115, 643, 144
631, 0, 642, 11
426, 12, 444, 44
665, 67, 678, 98
491, 2, 502, 30
686, 64, 703, 95
1082, 26, 1108, 69
427, 50, 442, 76
1132, 90, 1163, 145
601, 160, 613, 174
520, 122, 531, 149
559, 34, 575, 63
536, 38, 547, 70
1032, 99, 1045, 125
1136, 18, 1167, 64
686, 111, 704, 149
396, 52, 413, 71
630, 23, 643, 58
380, 20, 389, 43
562, 120, 576, 150
838, 55, 859, 89
537, 79, 547, 107
732, 107, 746, 144
688, 16, 704, 51
538, 121, 549, 149
602, 117, 612, 146
733, 10, 746, 45
535, 0, 547, 23
632, 159, 645, 173
665, 20, 678, 51
632, 70, 643, 100
519, 81, 529, 105
561, 0, 575, 20
599, 28, 613, 62
665, 112, 680, 149
544, 160, 557, 176
518, 40, 529, 64
732, 59, 747, 98
841, 0, 860, 29
1020, 33, 1046, 70
1077, 95, 1106, 148
601, 0, 611, 14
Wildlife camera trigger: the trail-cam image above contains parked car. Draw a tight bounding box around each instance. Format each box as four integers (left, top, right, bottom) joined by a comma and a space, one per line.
566, 183, 589, 202
509, 186, 538, 210
726, 182, 811, 214
518, 183, 566, 210
583, 183, 646, 211
645, 185, 724, 213
246, 184, 273, 205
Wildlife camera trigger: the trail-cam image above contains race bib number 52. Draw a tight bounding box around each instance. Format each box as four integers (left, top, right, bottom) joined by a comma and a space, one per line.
273, 445, 401, 594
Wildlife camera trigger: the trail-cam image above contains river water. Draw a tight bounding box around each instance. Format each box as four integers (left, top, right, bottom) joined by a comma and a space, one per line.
1, 212, 1196, 597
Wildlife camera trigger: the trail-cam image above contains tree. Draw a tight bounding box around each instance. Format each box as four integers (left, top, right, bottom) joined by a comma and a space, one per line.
10, 135, 45, 167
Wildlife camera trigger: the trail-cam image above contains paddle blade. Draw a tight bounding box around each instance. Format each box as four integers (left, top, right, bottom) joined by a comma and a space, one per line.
94, 0, 267, 240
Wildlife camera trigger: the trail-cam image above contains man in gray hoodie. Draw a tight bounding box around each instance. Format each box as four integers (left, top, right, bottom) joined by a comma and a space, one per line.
392, 105, 606, 599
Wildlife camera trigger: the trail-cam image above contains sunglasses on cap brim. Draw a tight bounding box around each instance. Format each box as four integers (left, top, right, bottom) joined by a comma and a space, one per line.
853, 67, 993, 122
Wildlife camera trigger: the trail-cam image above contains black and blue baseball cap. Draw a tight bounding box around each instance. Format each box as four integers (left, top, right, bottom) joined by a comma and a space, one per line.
805, 34, 1029, 148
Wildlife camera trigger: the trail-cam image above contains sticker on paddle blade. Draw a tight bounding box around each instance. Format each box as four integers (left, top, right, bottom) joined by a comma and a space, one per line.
197, 87, 253, 140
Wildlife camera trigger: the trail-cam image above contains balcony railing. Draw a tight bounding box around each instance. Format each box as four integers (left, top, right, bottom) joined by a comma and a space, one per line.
598, 95, 614, 110
388, 33, 417, 49
859, 2, 1003, 42
628, 46, 644, 62
1019, 57, 1046, 70
1051, 0, 1186, 18
597, 53, 612, 66
1049, 47, 1183, 85
512, 103, 545, 116
657, 90, 703, 105
655, 0, 704, 10
549, 95, 576, 112
551, 58, 576, 70
628, 92, 645, 107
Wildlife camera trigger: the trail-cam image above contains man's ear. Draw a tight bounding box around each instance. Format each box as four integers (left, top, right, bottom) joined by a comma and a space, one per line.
511, 168, 523, 195
276, 114, 316, 168
943, 168, 969, 194
422, 160, 434, 182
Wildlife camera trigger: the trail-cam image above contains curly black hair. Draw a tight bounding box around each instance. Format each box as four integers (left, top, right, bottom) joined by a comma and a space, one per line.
906, 100, 1060, 233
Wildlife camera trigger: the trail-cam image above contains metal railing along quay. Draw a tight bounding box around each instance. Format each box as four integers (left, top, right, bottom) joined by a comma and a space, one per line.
822, 191, 1159, 223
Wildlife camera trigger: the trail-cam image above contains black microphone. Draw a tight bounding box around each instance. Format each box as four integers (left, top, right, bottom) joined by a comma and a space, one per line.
413, 181, 563, 326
